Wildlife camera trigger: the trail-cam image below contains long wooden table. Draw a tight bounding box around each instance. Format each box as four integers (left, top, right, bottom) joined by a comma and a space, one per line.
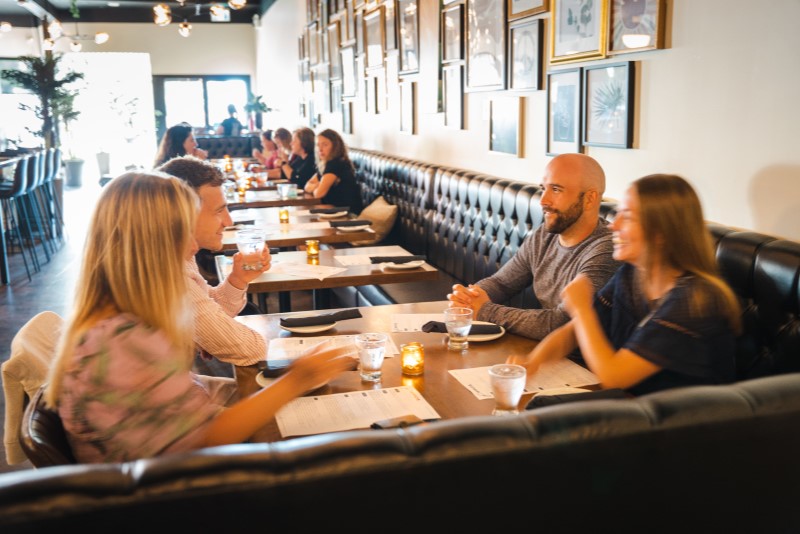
221, 207, 376, 249
234, 301, 597, 443
227, 190, 322, 209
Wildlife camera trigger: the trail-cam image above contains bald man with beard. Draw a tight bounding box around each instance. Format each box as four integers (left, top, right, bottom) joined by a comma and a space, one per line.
448, 153, 621, 340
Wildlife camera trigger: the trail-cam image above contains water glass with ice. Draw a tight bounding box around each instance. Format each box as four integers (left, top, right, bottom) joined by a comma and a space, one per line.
355, 333, 388, 382
235, 229, 266, 271
443, 307, 472, 351
488, 364, 526, 416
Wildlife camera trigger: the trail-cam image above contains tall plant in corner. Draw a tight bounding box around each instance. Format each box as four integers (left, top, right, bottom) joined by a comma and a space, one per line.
0, 53, 84, 151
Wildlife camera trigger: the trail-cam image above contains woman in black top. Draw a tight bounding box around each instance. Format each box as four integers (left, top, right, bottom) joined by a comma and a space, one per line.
272, 127, 316, 189
304, 129, 362, 213
153, 122, 208, 167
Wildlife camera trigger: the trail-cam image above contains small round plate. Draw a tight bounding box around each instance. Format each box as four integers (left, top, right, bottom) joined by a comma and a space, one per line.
467, 321, 506, 342
381, 260, 425, 270
280, 321, 337, 334
335, 224, 371, 232
317, 211, 348, 219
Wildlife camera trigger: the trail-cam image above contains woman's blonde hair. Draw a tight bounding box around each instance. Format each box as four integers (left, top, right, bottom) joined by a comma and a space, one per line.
633, 174, 741, 333
45, 173, 199, 407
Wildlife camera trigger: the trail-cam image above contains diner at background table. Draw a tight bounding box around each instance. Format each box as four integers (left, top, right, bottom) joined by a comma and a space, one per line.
233, 300, 597, 443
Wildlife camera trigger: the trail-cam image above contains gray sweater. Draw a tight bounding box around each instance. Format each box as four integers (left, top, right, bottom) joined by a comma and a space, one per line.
477, 218, 621, 340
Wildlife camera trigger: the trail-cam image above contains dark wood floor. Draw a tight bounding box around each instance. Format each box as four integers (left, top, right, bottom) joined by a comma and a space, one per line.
0, 175, 312, 473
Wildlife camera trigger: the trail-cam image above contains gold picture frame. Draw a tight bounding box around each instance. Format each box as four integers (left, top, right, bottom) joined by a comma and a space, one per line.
550, 0, 608, 64
508, 0, 548, 21
608, 0, 666, 55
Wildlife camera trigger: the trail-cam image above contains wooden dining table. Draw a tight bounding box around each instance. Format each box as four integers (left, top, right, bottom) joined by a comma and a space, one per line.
227, 190, 322, 210
233, 301, 598, 443
221, 207, 376, 249
215, 244, 439, 311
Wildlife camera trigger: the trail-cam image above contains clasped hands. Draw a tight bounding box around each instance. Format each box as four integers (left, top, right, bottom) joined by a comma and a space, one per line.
446, 284, 489, 316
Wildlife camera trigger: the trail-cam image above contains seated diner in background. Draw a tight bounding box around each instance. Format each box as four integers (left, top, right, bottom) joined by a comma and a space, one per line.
252, 129, 279, 169
268, 127, 316, 188
43, 172, 357, 463
509, 174, 741, 397
153, 122, 208, 167
448, 153, 620, 340
304, 128, 363, 213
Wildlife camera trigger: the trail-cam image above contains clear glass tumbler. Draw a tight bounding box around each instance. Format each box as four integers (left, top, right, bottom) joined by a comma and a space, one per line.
443, 307, 472, 351
355, 332, 388, 382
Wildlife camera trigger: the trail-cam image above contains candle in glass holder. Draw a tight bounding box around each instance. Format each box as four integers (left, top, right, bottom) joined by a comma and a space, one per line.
305, 239, 320, 257
307, 256, 320, 266
400, 342, 425, 376
279, 209, 290, 224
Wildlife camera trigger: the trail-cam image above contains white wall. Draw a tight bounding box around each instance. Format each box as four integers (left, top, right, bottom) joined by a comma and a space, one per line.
259, 0, 800, 241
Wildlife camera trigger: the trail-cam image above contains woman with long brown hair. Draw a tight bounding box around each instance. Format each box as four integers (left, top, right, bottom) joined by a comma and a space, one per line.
511, 174, 740, 396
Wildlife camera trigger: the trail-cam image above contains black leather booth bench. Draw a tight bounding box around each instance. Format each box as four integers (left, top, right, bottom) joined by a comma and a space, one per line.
195, 135, 260, 159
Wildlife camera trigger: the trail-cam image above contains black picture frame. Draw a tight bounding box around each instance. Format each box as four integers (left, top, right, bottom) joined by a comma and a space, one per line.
397, 0, 419, 75
364, 6, 386, 70
489, 96, 523, 156
582, 61, 635, 148
466, 0, 506, 92
399, 80, 416, 134
508, 16, 542, 91
546, 67, 582, 156
442, 3, 463, 64
443, 64, 464, 129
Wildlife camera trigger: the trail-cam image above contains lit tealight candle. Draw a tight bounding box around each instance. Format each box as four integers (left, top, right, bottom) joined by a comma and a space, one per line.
306, 239, 320, 257
279, 209, 290, 223
400, 342, 424, 376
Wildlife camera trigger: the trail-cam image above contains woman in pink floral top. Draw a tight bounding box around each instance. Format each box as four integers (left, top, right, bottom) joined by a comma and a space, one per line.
45, 173, 356, 463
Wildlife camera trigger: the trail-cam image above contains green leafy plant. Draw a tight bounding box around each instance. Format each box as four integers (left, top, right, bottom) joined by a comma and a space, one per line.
0, 53, 84, 151
244, 93, 270, 114
70, 0, 80, 18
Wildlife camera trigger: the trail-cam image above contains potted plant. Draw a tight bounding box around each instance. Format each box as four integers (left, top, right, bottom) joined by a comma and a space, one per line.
0, 53, 84, 152
57, 90, 85, 187
244, 93, 270, 131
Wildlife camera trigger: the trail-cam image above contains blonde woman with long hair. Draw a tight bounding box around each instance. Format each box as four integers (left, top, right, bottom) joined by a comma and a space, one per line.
45, 173, 355, 463
511, 174, 741, 396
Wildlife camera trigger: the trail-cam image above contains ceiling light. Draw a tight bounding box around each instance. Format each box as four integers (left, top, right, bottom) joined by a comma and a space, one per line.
228, 0, 247, 10
47, 19, 62, 38
153, 4, 172, 26
70, 40, 82, 52
94, 32, 109, 44
0, 21, 12, 33
209, 4, 230, 22
42, 37, 54, 50
107, 1, 120, 5
178, 20, 192, 37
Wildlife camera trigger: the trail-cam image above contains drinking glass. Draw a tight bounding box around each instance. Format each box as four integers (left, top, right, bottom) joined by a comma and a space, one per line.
443, 307, 472, 351
355, 333, 388, 382
235, 229, 266, 271
488, 364, 526, 416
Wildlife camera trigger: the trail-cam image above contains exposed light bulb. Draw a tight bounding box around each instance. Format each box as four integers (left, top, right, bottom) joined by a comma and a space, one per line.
1, 21, 13, 33
42, 37, 55, 50
47, 19, 62, 38
70, 40, 82, 52
94, 31, 109, 44
228, 0, 246, 9
178, 20, 192, 37
153, 3, 172, 26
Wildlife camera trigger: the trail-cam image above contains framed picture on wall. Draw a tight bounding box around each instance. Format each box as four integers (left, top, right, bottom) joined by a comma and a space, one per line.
508, 0, 548, 21
583, 61, 634, 148
307, 21, 320, 65
466, 0, 506, 91
508, 16, 542, 91
366, 75, 378, 113
355, 8, 365, 54
364, 6, 386, 70
384, 0, 397, 51
400, 80, 416, 134
344, 0, 356, 41
490, 96, 523, 156
608, 0, 665, 54
328, 21, 343, 79
546, 67, 582, 155
341, 44, 357, 96
397, 0, 419, 75
442, 3, 463, 64
443, 64, 464, 129
550, 0, 608, 64
343, 100, 353, 133
307, 0, 318, 22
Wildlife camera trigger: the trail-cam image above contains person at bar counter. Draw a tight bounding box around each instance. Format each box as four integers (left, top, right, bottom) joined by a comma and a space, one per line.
44, 173, 356, 463
510, 174, 741, 396
268, 127, 316, 188
153, 122, 208, 167
157, 156, 270, 369
303, 128, 363, 213
448, 153, 620, 340
216, 104, 244, 136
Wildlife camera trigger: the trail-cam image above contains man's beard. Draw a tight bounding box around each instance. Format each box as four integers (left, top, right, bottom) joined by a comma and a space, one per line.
544, 193, 584, 234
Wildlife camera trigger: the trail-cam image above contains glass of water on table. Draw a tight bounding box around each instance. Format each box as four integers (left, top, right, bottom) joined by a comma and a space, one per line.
444, 307, 473, 351
235, 228, 266, 271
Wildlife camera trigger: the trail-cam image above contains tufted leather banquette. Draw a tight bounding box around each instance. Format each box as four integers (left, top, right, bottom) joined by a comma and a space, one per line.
338, 148, 800, 382
195, 135, 260, 159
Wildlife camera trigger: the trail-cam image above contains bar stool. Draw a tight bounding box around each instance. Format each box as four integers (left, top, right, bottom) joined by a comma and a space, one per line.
20, 150, 51, 269
0, 154, 35, 282
42, 147, 65, 245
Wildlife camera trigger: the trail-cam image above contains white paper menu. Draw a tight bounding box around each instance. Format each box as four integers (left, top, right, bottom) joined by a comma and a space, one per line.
275, 386, 441, 437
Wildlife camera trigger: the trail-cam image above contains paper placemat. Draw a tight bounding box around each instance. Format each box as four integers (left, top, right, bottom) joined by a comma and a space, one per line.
268, 334, 400, 361
391, 313, 444, 332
